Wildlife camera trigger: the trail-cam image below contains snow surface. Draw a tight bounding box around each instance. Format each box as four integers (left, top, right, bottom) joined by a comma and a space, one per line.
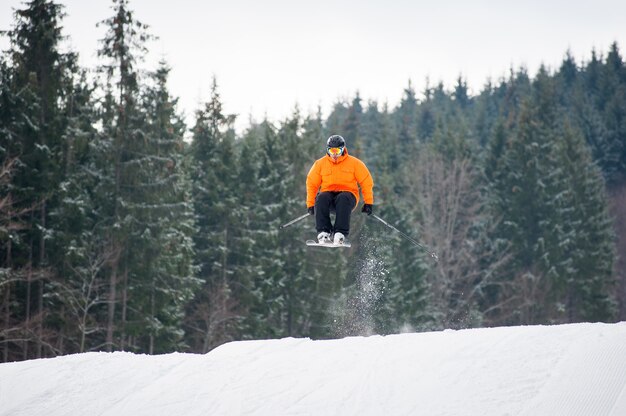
1, 322, 625, 416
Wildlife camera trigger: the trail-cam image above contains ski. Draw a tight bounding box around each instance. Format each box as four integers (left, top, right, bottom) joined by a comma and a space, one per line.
305, 240, 351, 248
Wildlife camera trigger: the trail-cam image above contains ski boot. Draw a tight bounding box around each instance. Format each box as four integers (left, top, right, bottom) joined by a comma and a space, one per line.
333, 232, 345, 245
317, 231, 332, 244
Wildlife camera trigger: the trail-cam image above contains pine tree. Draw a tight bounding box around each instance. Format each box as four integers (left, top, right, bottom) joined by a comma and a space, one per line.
123, 61, 200, 353
452, 75, 470, 109
417, 79, 437, 142
325, 100, 349, 137
473, 80, 500, 148
572, 87, 617, 179
186, 77, 240, 352
487, 68, 617, 324
46, 68, 101, 354
601, 43, 626, 182
553, 124, 616, 321
488, 98, 560, 323
254, 120, 302, 337
558, 50, 579, 91
0, 57, 37, 361
2, 0, 78, 359
279, 111, 322, 336
230, 124, 266, 339
95, 0, 160, 351
497, 68, 532, 131
342, 93, 363, 157
395, 81, 419, 159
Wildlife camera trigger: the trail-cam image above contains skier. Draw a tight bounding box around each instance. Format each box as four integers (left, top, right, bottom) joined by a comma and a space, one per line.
306, 135, 374, 245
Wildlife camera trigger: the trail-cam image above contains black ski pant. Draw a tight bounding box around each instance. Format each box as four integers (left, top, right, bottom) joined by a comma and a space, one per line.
315, 191, 357, 235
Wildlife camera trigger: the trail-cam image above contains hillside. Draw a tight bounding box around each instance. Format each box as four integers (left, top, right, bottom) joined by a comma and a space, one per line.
1, 322, 625, 416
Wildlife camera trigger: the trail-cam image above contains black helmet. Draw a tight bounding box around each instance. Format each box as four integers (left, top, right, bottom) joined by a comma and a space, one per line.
327, 135, 345, 148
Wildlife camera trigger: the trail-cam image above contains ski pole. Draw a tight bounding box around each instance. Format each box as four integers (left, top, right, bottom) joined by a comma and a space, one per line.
370, 214, 439, 261
279, 213, 310, 229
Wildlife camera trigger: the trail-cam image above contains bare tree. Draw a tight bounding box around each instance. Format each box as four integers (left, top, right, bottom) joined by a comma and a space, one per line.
406, 149, 510, 328
185, 282, 240, 353
1, 156, 41, 361
51, 242, 119, 353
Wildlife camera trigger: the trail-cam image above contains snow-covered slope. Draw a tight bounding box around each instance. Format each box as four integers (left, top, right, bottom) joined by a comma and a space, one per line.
1, 322, 625, 416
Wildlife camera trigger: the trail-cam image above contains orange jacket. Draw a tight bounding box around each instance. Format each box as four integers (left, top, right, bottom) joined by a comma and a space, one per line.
306, 148, 374, 208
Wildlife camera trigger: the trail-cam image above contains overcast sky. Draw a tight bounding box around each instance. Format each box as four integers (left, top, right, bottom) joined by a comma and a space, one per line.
1, 0, 625, 133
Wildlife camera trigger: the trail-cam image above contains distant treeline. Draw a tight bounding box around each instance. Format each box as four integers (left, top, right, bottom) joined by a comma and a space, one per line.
1, 0, 625, 362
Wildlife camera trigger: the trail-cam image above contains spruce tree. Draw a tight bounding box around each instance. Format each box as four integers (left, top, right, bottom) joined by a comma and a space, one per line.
488, 68, 617, 324
0, 57, 34, 361
2, 0, 77, 359
572, 87, 617, 179
417, 79, 437, 142
254, 120, 300, 337
95, 0, 162, 351
473, 80, 500, 148
231, 124, 266, 339
601, 43, 626, 182
452, 75, 470, 109
488, 100, 559, 322
553, 124, 616, 321
395, 81, 419, 158
186, 77, 239, 352
125, 61, 199, 353
46, 68, 101, 354
325, 100, 349, 137
342, 93, 363, 157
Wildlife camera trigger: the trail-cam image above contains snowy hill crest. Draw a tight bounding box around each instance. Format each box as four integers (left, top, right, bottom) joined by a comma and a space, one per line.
1, 322, 625, 416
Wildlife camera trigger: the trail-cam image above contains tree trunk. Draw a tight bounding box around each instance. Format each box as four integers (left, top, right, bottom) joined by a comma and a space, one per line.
149, 286, 155, 355
106, 262, 118, 352
3, 218, 13, 362
37, 203, 46, 358
609, 182, 626, 320
25, 232, 33, 360
121, 267, 128, 351
2, 283, 9, 362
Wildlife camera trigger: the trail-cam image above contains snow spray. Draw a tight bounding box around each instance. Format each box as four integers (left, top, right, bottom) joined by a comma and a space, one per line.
331, 229, 388, 337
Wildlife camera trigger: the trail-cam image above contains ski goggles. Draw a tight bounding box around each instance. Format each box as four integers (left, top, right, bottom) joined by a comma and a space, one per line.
327, 146, 345, 156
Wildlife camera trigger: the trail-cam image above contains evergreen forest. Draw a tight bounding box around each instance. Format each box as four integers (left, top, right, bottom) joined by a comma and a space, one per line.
1, 0, 625, 362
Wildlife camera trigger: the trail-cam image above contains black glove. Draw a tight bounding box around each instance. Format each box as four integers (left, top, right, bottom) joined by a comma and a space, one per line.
308, 206, 315, 216
361, 204, 373, 216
